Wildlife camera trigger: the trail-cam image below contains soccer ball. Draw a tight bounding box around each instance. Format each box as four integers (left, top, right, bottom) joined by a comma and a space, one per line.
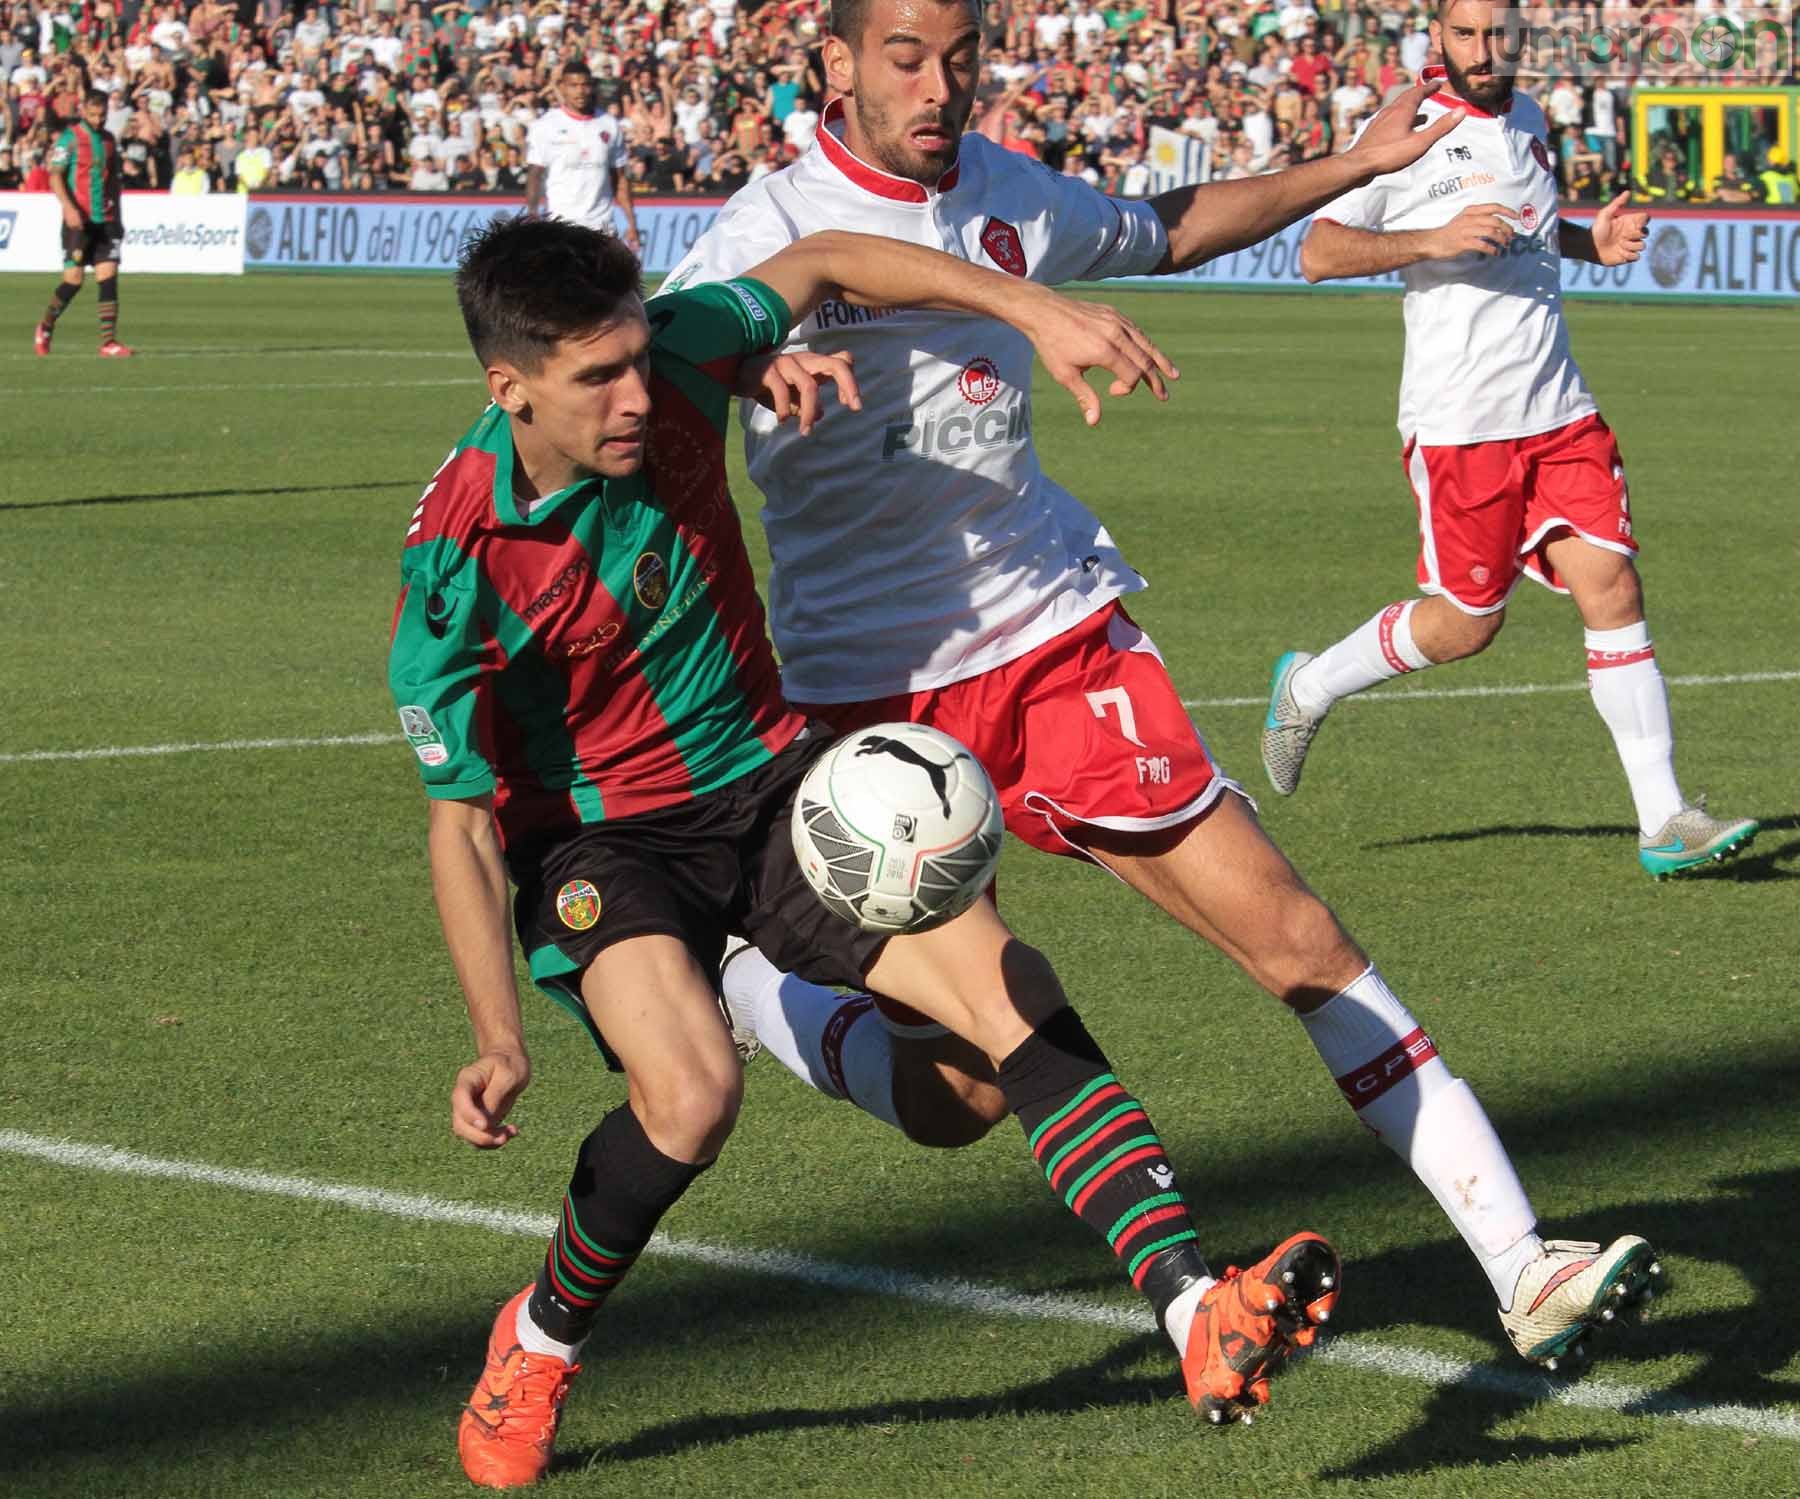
791, 722, 1005, 935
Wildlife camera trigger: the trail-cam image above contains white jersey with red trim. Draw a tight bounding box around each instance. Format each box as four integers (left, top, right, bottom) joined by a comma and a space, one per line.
526, 107, 627, 230
1318, 70, 1596, 446
659, 101, 1169, 702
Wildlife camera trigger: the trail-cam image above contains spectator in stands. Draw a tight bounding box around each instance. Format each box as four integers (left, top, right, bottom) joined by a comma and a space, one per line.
171, 143, 209, 191
1289, 32, 1331, 98
234, 124, 272, 190
1711, 150, 1759, 204
1641, 142, 1695, 202
0, 143, 18, 188
1756, 146, 1797, 204
8, 0, 1791, 205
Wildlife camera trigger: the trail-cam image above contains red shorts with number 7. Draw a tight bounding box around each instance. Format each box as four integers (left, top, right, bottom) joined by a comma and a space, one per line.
792, 601, 1239, 861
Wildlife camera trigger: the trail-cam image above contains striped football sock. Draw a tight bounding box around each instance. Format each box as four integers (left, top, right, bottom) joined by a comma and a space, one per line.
1290, 600, 1433, 716
527, 1103, 706, 1347
998, 1007, 1211, 1325
98, 277, 118, 344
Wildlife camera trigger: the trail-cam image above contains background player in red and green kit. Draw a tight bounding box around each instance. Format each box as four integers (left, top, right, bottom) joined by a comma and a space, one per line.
35, 90, 133, 358
392, 215, 1342, 1488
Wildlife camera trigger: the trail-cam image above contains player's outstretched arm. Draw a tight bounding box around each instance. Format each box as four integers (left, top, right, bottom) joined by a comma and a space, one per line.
1300, 201, 1522, 282
1561, 191, 1649, 266
428, 794, 532, 1150
1149, 80, 1466, 273
734, 349, 862, 436
745, 230, 1177, 425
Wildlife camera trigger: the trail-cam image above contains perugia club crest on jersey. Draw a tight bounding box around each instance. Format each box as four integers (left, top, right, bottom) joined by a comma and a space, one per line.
979, 217, 1027, 277
556, 879, 601, 931
958, 356, 1001, 406
633, 552, 669, 609
1519, 202, 1539, 231
1530, 138, 1552, 174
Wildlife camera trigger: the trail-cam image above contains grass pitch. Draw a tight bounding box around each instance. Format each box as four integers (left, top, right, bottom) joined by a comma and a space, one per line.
2, 273, 1796, 1499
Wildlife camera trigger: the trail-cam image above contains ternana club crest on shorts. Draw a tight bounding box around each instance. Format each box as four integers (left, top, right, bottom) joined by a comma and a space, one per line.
979, 217, 1027, 277
556, 879, 602, 931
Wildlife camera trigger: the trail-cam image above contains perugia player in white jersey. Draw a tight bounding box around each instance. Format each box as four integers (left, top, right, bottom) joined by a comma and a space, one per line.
1266, 0, 1757, 880
667, 0, 1659, 1381
526, 59, 640, 251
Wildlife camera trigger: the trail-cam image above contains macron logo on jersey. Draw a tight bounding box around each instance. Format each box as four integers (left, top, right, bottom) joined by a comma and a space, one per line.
729, 282, 768, 325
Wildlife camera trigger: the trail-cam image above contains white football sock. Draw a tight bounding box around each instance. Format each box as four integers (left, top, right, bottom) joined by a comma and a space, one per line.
1162, 1275, 1219, 1358
1290, 601, 1432, 718
1298, 966, 1541, 1305
720, 943, 901, 1129
1585, 622, 1685, 836
517, 1293, 586, 1362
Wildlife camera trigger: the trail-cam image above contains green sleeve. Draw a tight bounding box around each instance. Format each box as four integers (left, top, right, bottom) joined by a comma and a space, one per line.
48, 128, 74, 171
645, 276, 793, 374
387, 537, 499, 800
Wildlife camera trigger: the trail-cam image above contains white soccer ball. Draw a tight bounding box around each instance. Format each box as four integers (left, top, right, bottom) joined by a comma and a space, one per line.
791, 722, 1005, 935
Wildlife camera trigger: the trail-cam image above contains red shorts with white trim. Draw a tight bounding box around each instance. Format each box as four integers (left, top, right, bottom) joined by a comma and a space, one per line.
793, 602, 1236, 861
1404, 413, 1636, 615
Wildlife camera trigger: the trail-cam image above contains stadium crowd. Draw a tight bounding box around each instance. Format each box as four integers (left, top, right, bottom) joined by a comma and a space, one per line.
3, 0, 1799, 203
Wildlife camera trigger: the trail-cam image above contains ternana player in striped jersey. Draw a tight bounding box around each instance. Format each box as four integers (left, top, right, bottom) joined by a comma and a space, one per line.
34, 91, 133, 358
1266, 0, 1758, 880
393, 216, 1340, 1487
669, 0, 1660, 1380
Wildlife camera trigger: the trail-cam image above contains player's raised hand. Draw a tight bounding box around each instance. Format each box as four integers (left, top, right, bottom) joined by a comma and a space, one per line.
1428, 201, 1522, 259
1345, 80, 1467, 178
740, 349, 861, 435
1023, 294, 1178, 427
1590, 191, 1650, 265
451, 1048, 531, 1149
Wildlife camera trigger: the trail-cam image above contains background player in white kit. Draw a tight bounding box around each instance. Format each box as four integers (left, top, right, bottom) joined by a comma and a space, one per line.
665, 0, 1659, 1384
1265, 0, 1758, 880
526, 59, 640, 252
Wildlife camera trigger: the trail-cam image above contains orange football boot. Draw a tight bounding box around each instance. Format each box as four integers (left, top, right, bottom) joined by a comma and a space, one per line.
457, 1285, 583, 1488
1181, 1230, 1341, 1425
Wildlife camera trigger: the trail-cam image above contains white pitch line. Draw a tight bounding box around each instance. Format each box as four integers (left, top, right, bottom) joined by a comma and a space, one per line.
0, 377, 474, 397
6, 668, 1794, 767
0, 732, 398, 765
1181, 668, 1800, 711
4, 1127, 1797, 1444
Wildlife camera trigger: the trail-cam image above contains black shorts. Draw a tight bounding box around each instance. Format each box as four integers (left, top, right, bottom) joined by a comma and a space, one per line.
62, 219, 124, 268
510, 725, 888, 1064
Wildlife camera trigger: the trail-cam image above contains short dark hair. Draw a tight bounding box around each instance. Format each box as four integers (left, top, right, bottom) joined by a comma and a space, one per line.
561, 57, 592, 78
86, 89, 110, 108
455, 216, 642, 372
829, 0, 977, 46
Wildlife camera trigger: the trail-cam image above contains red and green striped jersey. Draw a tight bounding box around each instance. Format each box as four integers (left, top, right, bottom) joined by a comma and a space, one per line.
388, 277, 807, 849
48, 123, 120, 224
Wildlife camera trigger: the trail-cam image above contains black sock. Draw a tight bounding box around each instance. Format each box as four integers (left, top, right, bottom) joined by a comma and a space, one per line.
998, 1007, 1211, 1324
527, 1103, 707, 1345
98, 278, 118, 344
42, 280, 78, 328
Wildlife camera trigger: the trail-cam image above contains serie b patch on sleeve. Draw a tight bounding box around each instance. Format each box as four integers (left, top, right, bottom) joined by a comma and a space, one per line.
398, 705, 449, 767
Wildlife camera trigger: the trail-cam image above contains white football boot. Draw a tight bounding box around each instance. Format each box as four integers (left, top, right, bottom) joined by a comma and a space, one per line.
715, 937, 763, 1064
1500, 1235, 1662, 1370
1261, 650, 1327, 796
